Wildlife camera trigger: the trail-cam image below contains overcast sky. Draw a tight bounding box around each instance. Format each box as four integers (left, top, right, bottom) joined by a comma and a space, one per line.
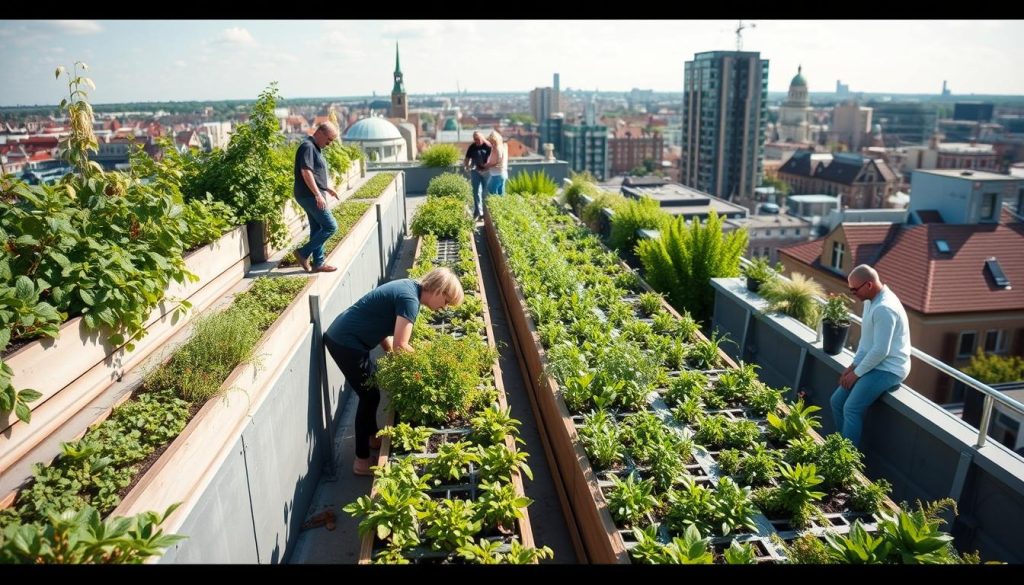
1, 19, 1022, 106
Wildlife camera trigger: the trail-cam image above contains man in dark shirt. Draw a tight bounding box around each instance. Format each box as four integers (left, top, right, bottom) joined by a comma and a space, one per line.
324, 267, 465, 476
293, 122, 341, 273
463, 131, 491, 219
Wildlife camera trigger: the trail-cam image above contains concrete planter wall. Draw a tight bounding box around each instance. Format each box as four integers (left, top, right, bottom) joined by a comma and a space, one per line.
0, 226, 250, 496
114, 176, 405, 563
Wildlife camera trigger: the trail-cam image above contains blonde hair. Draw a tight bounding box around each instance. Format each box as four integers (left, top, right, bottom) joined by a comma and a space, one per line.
487, 130, 504, 147
419, 266, 464, 306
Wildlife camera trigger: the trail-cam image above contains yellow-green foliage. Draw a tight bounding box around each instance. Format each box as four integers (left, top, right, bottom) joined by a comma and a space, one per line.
608, 196, 672, 253
420, 144, 461, 167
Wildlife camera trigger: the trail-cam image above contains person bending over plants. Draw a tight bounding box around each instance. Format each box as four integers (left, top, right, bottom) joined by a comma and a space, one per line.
324, 267, 464, 475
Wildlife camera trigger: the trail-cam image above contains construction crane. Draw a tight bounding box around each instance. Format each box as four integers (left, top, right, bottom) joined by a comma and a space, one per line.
735, 20, 756, 51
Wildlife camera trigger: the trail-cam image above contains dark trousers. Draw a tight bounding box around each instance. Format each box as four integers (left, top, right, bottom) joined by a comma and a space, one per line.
325, 337, 379, 459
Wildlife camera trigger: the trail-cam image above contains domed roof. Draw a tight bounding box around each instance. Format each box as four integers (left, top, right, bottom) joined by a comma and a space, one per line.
790, 65, 807, 88
443, 118, 459, 131
343, 117, 403, 141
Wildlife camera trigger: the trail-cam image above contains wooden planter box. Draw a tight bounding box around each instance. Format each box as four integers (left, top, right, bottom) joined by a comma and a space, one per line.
484, 209, 751, 564
1, 226, 250, 487
111, 277, 317, 525
357, 233, 536, 563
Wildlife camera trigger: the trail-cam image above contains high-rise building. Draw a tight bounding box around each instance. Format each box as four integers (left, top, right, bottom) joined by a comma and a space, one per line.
681, 50, 769, 201
868, 100, 937, 147
562, 98, 609, 181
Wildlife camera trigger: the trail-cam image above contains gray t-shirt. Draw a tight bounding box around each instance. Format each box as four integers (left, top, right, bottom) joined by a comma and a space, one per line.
294, 136, 329, 199
326, 279, 421, 351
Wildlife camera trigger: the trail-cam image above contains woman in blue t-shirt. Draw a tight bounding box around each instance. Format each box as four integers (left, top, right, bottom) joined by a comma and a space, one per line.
324, 267, 464, 476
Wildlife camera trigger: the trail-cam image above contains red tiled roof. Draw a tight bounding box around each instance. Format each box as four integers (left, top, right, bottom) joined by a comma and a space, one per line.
783, 220, 1024, 314
876, 221, 1024, 314
779, 238, 823, 265
842, 224, 900, 266
29, 151, 52, 161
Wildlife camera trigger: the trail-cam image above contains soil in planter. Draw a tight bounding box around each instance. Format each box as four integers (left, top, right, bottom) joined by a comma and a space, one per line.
117, 399, 204, 501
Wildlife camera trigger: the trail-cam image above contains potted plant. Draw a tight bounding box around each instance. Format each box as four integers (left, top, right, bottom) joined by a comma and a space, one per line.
742, 257, 781, 293
821, 293, 851, 355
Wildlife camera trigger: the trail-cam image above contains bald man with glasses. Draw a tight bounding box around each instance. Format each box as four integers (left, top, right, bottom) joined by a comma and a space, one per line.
830, 264, 912, 447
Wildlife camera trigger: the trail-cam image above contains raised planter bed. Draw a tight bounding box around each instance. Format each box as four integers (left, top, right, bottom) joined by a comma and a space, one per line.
110, 276, 316, 531
355, 232, 537, 564
1, 225, 250, 492
484, 196, 900, 564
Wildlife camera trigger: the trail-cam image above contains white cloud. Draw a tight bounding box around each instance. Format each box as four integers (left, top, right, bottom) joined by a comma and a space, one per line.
175, 60, 187, 68
216, 27, 256, 47
46, 20, 103, 35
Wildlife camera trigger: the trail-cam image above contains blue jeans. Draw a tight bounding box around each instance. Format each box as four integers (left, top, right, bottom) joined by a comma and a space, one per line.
487, 174, 506, 196
470, 170, 486, 216
294, 196, 338, 267
830, 369, 903, 447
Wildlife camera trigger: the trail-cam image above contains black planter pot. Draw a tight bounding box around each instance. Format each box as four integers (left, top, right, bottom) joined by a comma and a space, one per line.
246, 220, 270, 264
746, 277, 762, 293
822, 321, 850, 355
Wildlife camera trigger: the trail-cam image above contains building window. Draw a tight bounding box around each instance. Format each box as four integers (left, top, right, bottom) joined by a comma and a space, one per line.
957, 331, 977, 359
795, 229, 801, 236
830, 241, 845, 271
984, 330, 1007, 354
1017, 189, 1024, 215
980, 192, 998, 221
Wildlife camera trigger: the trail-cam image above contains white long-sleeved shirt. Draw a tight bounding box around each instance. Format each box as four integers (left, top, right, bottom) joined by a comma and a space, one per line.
852, 285, 912, 379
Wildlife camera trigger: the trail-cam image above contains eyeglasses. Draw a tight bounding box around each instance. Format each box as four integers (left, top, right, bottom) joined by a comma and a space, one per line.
849, 281, 869, 294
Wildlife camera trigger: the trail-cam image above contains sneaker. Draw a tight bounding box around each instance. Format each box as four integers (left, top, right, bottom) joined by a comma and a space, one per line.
311, 264, 338, 273
369, 436, 382, 450
352, 457, 373, 476
293, 250, 311, 273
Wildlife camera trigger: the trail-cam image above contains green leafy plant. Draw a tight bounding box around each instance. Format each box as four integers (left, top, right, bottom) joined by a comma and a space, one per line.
824, 519, 892, 564
377, 423, 432, 454
877, 499, 957, 564
637, 210, 748, 324
410, 197, 473, 238
608, 196, 670, 252
374, 335, 496, 426
781, 533, 834, 564
183, 83, 293, 247
419, 143, 461, 167
822, 293, 852, 325
423, 498, 480, 552
349, 172, 397, 200
561, 371, 595, 414
767, 399, 823, 444
742, 256, 782, 287
661, 524, 714, 564
562, 171, 602, 209
724, 540, 758, 564
961, 349, 1024, 384
426, 172, 473, 205
606, 473, 659, 526
636, 292, 663, 317
578, 410, 623, 470
476, 443, 532, 483
501, 539, 555, 564
456, 537, 506, 564
0, 504, 185, 564
342, 459, 432, 548
426, 440, 479, 483
850, 478, 892, 516
470, 403, 521, 446
474, 480, 531, 530
812, 433, 864, 491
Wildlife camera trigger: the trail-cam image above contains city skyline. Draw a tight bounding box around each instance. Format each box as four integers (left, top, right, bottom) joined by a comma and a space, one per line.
2, 19, 1023, 107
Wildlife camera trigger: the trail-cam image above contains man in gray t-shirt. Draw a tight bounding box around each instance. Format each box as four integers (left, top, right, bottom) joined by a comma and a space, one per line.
293, 122, 341, 273
323, 268, 464, 475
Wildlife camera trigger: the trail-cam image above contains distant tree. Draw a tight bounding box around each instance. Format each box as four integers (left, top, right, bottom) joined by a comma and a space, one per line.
507, 113, 534, 125
962, 350, 1024, 384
